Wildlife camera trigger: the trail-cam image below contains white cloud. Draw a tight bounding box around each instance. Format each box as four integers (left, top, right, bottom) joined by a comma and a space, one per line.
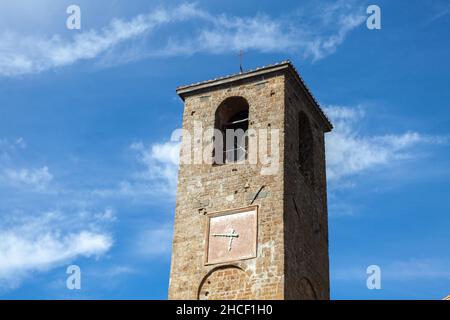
0, 210, 113, 290
0, 138, 55, 191
3, 166, 53, 190
93, 207, 117, 222
0, 138, 115, 291
132, 141, 180, 184
0, 139, 54, 191
324, 105, 445, 183
0, 2, 365, 76
95, 140, 179, 199
97, 105, 447, 201
0, 3, 201, 76
164, 1, 366, 61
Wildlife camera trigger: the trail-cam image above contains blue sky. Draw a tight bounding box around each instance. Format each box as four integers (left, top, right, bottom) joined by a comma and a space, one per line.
0, 0, 449, 299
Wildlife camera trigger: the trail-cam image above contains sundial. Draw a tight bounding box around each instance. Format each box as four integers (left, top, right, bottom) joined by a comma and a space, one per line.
205, 206, 257, 265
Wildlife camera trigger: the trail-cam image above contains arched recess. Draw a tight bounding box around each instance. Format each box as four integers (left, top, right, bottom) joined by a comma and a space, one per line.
214, 96, 249, 164
197, 265, 252, 300
298, 111, 315, 186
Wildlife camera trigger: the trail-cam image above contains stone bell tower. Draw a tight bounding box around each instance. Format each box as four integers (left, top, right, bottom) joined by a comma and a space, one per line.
168, 61, 333, 300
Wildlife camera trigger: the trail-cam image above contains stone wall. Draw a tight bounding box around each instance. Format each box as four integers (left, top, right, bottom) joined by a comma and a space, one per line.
283, 73, 330, 299
169, 72, 286, 300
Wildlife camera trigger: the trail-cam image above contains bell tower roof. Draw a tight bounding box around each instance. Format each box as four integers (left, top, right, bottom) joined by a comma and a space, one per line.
176, 60, 333, 132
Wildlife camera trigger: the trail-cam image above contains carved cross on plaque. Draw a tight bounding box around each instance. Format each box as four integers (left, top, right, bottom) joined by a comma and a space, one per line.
212, 229, 239, 251
205, 207, 257, 265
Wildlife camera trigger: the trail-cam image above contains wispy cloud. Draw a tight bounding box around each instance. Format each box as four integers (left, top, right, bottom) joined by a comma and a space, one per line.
164, 0, 366, 61
0, 209, 113, 290
0, 3, 203, 76
324, 105, 446, 183
3, 166, 53, 191
424, 2, 450, 25
96, 104, 447, 202
94, 140, 179, 200
0, 138, 115, 291
131, 141, 179, 184
0, 2, 365, 76
0, 138, 54, 191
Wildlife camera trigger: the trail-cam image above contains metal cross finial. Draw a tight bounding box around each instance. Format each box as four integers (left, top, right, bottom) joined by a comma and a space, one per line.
239, 50, 244, 73
212, 229, 239, 251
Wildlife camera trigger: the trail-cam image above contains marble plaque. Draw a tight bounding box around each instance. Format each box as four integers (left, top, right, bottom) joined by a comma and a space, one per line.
205, 206, 258, 265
